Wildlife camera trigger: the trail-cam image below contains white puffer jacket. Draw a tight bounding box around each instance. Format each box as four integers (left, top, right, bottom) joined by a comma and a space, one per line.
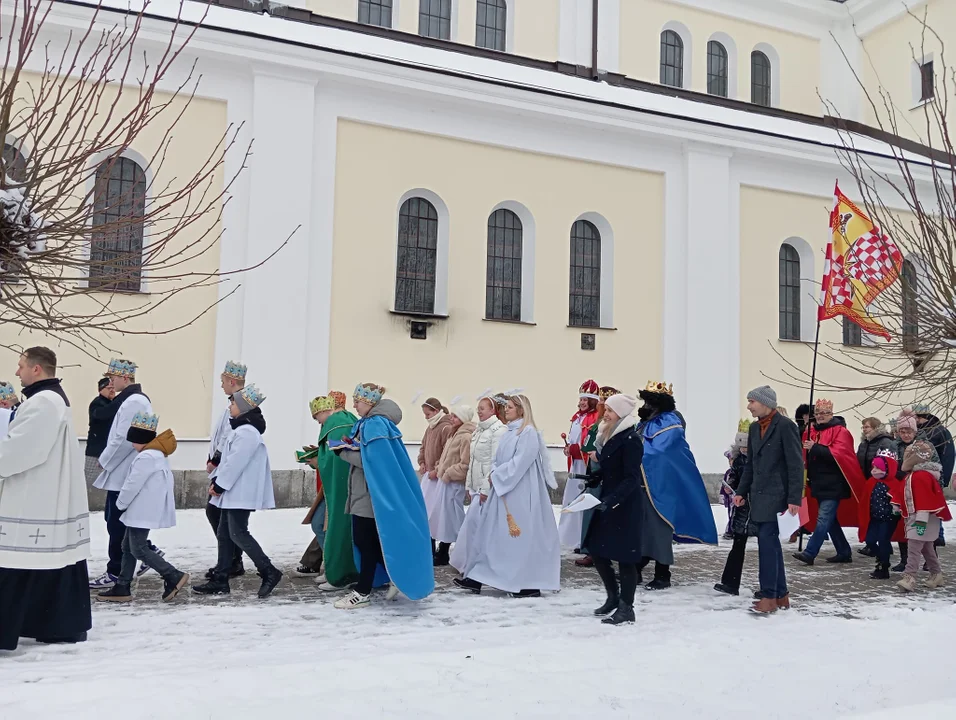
466, 416, 506, 496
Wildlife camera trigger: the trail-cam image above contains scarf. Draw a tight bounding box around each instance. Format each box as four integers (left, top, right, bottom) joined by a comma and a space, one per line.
20, 378, 70, 407
758, 410, 776, 437
427, 411, 446, 429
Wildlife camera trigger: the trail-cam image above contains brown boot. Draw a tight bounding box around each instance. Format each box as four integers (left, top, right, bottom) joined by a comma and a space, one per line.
749, 598, 778, 615
775, 594, 791, 610
574, 555, 594, 567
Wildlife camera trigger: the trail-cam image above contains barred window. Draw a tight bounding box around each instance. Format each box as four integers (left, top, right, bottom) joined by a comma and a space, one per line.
707, 41, 728, 97
660, 30, 684, 88
902, 258, 919, 351
476, 0, 507, 51
419, 0, 452, 40
395, 197, 439, 314
569, 220, 601, 328
751, 51, 772, 107
843, 319, 862, 347
359, 0, 392, 28
778, 244, 800, 340
2, 143, 27, 183
485, 209, 522, 321
89, 156, 146, 292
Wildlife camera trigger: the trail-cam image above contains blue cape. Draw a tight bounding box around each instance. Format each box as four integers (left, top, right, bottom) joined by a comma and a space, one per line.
350, 415, 435, 600
640, 412, 718, 545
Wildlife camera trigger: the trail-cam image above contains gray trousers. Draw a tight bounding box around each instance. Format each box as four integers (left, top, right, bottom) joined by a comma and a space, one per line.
119, 527, 179, 585
215, 509, 273, 576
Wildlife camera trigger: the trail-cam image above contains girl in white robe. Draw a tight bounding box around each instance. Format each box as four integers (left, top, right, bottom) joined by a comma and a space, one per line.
457, 395, 560, 597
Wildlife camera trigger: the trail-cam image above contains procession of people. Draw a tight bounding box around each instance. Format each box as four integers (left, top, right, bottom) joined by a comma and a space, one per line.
0, 347, 953, 650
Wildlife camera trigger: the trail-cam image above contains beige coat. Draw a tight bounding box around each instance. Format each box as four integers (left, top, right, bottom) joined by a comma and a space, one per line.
436, 422, 476, 483
418, 413, 455, 474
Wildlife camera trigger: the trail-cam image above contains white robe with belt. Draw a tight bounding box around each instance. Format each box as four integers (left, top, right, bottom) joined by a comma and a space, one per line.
462, 421, 560, 592
558, 416, 588, 549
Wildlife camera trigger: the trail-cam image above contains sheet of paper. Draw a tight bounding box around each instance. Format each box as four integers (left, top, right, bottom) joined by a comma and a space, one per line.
561, 493, 602, 514
777, 508, 802, 540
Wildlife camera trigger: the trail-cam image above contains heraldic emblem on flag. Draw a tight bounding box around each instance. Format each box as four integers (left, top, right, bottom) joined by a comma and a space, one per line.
818, 182, 903, 340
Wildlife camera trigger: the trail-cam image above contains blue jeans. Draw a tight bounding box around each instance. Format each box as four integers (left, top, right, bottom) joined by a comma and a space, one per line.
869, 518, 896, 567
804, 499, 851, 559
311, 498, 327, 551
756, 520, 788, 599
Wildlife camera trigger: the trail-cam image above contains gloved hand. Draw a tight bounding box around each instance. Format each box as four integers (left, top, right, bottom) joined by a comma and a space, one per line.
585, 474, 602, 489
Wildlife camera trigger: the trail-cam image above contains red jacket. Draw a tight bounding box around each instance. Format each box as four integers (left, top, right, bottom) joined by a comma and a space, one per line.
857, 454, 905, 544
567, 410, 599, 469
802, 421, 864, 533
889, 469, 953, 522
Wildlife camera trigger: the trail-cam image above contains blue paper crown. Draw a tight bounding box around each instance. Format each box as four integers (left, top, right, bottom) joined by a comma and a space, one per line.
106, 358, 136, 379
0, 382, 17, 401
130, 412, 159, 432
239, 383, 266, 409
353, 384, 383, 405
223, 360, 247, 380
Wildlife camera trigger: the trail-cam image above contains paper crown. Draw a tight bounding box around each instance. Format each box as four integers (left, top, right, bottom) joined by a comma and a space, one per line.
738, 418, 752, 433
579, 379, 599, 400
239, 384, 266, 410
105, 358, 136, 379
814, 398, 834, 412
912, 402, 931, 415
130, 412, 159, 433
875, 448, 897, 460
0, 382, 16, 401
599, 386, 619, 401
643, 381, 674, 397
354, 383, 384, 406
222, 360, 247, 381
310, 391, 346, 415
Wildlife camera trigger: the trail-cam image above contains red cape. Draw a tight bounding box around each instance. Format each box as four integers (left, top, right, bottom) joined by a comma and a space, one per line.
803, 423, 865, 537
857, 454, 905, 544
889, 469, 954, 521
567, 410, 599, 470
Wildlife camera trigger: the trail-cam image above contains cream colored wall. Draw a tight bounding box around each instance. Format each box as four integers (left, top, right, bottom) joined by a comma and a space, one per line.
328, 119, 664, 444
619, 0, 822, 115
307, 0, 355, 21
511, 0, 559, 61
861, 0, 955, 143
738, 186, 912, 430
0, 74, 225, 440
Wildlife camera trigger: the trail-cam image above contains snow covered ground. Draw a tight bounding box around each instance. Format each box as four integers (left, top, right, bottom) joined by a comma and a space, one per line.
2, 506, 955, 719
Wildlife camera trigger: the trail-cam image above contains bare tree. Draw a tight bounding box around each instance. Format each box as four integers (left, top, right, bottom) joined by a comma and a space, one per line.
771, 7, 956, 423
0, 0, 287, 358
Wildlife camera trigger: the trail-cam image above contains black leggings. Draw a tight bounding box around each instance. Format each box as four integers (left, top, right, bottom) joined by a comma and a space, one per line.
593, 556, 639, 605
353, 516, 384, 596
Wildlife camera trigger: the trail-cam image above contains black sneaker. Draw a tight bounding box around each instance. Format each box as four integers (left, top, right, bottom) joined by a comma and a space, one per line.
258, 567, 283, 599
645, 578, 671, 591
96, 583, 132, 603
162, 572, 190, 602
601, 603, 635, 625
193, 574, 230, 595
891, 561, 906, 572
825, 555, 852, 564
452, 576, 482, 594
509, 589, 541, 598
869, 565, 890, 580
293, 565, 321, 577
857, 546, 875, 557
713, 583, 739, 596
792, 552, 814, 566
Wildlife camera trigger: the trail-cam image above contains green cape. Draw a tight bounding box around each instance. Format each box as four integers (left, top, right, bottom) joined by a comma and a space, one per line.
318, 409, 359, 587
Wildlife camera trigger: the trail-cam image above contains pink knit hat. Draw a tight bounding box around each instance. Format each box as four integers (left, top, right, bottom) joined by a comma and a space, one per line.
897, 408, 918, 432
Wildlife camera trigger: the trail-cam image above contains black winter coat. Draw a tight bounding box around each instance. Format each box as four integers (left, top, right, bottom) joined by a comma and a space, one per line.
86, 394, 113, 458
584, 423, 645, 563
856, 433, 896, 478
807, 418, 852, 501
919, 415, 955, 487
738, 412, 805, 523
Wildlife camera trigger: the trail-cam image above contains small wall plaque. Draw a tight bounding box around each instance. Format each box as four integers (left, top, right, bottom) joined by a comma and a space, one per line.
581, 333, 596, 351
410, 321, 428, 340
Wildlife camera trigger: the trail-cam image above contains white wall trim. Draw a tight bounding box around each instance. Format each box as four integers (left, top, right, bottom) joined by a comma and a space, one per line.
661, 20, 693, 90
489, 199, 536, 323
395, 188, 451, 315
597, 0, 620, 74
3, 132, 32, 163
707, 31, 738, 100
752, 42, 782, 108
574, 211, 615, 329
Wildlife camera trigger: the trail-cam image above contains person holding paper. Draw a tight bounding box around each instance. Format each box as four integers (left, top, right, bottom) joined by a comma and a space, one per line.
734, 386, 804, 614
582, 394, 644, 626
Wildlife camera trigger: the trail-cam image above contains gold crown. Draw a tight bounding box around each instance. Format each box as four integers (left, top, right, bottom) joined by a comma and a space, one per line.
815, 398, 834, 413
644, 381, 674, 396
738, 418, 752, 433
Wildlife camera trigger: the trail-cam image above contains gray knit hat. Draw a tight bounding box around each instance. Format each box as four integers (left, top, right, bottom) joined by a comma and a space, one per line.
747, 385, 778, 410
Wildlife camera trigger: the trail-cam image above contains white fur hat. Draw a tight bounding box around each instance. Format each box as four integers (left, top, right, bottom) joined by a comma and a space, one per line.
452, 405, 475, 423
605, 394, 637, 419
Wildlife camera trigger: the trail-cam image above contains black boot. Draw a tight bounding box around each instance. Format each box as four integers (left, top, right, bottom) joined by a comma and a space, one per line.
97, 583, 132, 603
594, 593, 620, 615
857, 545, 875, 557
869, 563, 890, 580
162, 571, 190, 602
452, 576, 482, 594
645, 564, 671, 590
206, 558, 245, 580
601, 602, 635, 625
193, 572, 230, 595
257, 566, 283, 599
434, 542, 451, 567
713, 583, 739, 596
892, 543, 908, 572
431, 539, 437, 558
509, 589, 542, 598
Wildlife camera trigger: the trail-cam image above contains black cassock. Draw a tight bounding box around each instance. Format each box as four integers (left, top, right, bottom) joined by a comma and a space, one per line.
0, 560, 92, 651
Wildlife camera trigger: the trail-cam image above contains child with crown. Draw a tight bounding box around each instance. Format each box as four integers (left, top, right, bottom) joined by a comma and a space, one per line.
96, 414, 190, 603
193, 384, 283, 599
558, 380, 601, 553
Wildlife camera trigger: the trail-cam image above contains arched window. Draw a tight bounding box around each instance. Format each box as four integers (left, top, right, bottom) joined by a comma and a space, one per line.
476, 0, 507, 51
707, 40, 729, 97
419, 0, 452, 40
485, 208, 522, 321
89, 156, 146, 292
569, 219, 601, 328
395, 196, 439, 314
779, 244, 800, 340
902, 258, 919, 351
751, 51, 772, 107
359, 0, 392, 28
2, 142, 27, 183
660, 30, 684, 88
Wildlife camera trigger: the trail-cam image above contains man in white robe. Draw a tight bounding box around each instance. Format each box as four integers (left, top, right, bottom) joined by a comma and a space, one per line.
0, 347, 91, 651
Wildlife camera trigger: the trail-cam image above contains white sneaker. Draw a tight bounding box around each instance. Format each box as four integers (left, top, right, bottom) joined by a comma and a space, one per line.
334, 590, 370, 610
315, 574, 327, 585
316, 581, 346, 592
385, 584, 400, 601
